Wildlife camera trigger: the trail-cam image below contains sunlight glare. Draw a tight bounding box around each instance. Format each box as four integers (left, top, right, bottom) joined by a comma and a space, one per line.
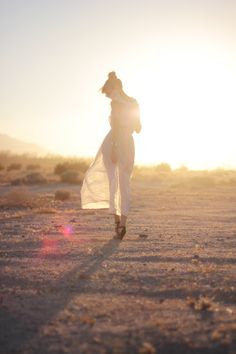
129, 46, 236, 169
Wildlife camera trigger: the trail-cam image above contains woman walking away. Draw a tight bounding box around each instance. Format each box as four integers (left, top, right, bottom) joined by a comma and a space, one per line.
81, 71, 141, 240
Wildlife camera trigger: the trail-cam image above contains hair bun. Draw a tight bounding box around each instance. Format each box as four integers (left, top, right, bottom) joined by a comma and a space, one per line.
108, 71, 117, 80
101, 71, 123, 94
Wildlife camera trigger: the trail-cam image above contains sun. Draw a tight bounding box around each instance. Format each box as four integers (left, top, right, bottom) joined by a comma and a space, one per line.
127, 48, 236, 169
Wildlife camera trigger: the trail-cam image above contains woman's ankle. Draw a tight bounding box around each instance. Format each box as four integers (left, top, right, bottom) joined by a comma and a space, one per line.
120, 215, 127, 228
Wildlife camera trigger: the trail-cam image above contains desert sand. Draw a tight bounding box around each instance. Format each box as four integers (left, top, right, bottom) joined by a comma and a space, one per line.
0, 180, 235, 354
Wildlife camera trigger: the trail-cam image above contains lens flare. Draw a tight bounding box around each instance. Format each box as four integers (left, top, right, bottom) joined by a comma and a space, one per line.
40, 238, 58, 256
59, 225, 73, 238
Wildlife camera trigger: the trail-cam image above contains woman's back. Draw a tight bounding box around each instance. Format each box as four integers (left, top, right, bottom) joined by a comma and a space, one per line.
110, 96, 141, 136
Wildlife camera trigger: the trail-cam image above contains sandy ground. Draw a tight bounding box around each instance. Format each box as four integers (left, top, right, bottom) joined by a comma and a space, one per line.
0, 181, 235, 354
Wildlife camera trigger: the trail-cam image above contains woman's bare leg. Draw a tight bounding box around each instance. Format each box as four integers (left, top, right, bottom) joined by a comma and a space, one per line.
114, 214, 120, 224
120, 214, 127, 227
114, 214, 120, 235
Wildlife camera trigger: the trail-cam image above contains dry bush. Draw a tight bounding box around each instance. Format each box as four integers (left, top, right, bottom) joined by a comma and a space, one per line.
54, 160, 89, 175
155, 163, 172, 173
0, 151, 91, 174
134, 165, 236, 189
0, 152, 92, 185
55, 190, 71, 201
1, 152, 236, 187
1, 188, 53, 209
175, 165, 189, 173
24, 172, 47, 185
2, 187, 34, 207
11, 172, 47, 186
11, 177, 26, 186
54, 163, 69, 175
7, 163, 22, 171
26, 164, 40, 170
60, 170, 83, 184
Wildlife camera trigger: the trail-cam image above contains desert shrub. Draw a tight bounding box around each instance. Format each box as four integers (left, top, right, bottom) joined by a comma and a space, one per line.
24, 172, 47, 185
7, 163, 22, 171
11, 173, 47, 185
155, 163, 172, 173
175, 166, 189, 173
11, 177, 25, 186
26, 164, 40, 170
54, 163, 67, 175
55, 190, 71, 201
54, 160, 89, 175
60, 170, 82, 184
3, 187, 34, 207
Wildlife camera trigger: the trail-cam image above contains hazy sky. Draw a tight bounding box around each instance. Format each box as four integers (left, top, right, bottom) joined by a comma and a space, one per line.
1, 0, 236, 168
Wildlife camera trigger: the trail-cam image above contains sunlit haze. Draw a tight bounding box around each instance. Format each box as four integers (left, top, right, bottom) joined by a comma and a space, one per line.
1, 0, 236, 169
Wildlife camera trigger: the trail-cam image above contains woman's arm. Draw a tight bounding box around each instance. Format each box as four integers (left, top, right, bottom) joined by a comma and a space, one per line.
134, 120, 142, 133
133, 101, 142, 133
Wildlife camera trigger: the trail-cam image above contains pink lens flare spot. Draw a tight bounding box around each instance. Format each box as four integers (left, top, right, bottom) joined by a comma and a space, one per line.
60, 225, 73, 237
41, 238, 58, 255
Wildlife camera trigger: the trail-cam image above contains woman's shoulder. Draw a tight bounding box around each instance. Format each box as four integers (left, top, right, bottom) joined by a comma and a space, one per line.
122, 95, 139, 107
111, 95, 139, 110
129, 97, 139, 106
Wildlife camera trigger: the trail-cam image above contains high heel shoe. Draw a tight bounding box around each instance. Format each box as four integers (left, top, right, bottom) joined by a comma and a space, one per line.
116, 225, 126, 240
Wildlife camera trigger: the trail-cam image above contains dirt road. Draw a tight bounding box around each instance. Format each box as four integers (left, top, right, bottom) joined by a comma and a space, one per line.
0, 182, 235, 353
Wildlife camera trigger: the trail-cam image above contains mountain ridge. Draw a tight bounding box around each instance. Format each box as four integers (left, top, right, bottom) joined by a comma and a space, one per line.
0, 133, 49, 155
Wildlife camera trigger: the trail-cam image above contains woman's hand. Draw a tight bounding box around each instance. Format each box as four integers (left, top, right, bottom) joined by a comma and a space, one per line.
134, 120, 142, 133
111, 144, 118, 164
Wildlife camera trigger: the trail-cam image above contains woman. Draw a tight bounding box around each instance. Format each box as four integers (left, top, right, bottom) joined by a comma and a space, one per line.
81, 72, 141, 240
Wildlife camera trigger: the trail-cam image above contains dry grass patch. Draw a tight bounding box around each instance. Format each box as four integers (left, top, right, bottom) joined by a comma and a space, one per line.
1, 187, 34, 207
60, 170, 83, 184
0, 151, 91, 176
25, 164, 40, 171
24, 172, 47, 185
7, 163, 22, 171
34, 207, 57, 214
0, 187, 50, 209
55, 190, 71, 201
54, 160, 89, 175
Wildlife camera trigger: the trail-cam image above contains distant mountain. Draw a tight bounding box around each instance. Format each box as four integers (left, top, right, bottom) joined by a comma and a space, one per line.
0, 133, 49, 155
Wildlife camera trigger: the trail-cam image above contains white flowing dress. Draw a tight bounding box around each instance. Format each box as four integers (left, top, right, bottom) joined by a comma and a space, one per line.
81, 96, 140, 216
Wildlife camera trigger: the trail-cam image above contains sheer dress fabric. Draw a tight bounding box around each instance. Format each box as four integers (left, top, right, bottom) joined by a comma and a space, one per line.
81, 97, 140, 216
